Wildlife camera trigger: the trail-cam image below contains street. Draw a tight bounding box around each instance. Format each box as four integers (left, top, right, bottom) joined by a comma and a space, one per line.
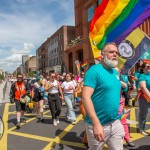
0, 82, 150, 150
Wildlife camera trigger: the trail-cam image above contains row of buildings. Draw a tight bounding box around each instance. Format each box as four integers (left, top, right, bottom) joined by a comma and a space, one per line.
13, 0, 150, 76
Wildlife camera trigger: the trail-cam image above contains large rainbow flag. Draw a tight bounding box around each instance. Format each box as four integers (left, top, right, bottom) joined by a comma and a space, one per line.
90, 0, 150, 59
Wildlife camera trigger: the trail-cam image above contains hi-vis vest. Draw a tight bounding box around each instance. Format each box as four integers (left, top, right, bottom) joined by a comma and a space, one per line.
14, 82, 26, 100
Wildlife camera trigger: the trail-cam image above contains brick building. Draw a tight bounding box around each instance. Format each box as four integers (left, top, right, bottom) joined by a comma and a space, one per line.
36, 25, 75, 75
25, 56, 36, 74
65, 0, 150, 74
36, 40, 49, 75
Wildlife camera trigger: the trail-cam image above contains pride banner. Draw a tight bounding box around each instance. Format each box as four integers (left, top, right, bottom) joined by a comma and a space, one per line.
90, 0, 150, 59
117, 28, 150, 74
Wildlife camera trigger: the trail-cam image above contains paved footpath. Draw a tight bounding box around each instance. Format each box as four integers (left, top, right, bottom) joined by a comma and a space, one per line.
0, 87, 150, 149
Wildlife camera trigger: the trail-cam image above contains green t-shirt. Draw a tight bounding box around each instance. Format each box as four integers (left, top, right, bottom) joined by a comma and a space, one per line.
84, 64, 121, 125
138, 73, 150, 91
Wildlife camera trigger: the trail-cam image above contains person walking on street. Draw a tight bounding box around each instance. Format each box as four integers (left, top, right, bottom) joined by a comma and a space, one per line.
45, 73, 63, 126
138, 62, 150, 136
9, 74, 30, 129
82, 43, 125, 150
61, 73, 77, 125
32, 76, 45, 122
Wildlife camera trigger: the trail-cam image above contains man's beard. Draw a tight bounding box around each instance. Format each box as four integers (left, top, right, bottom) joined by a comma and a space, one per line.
104, 56, 118, 68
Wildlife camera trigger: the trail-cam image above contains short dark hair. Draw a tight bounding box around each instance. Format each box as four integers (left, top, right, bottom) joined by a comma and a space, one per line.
140, 62, 149, 73
17, 74, 23, 78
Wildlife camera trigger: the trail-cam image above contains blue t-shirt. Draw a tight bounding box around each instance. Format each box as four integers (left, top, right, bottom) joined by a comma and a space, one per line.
138, 73, 150, 91
120, 74, 128, 92
84, 64, 121, 125
134, 71, 140, 88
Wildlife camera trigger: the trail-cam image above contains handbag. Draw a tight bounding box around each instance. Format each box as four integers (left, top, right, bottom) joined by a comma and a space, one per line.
20, 95, 31, 104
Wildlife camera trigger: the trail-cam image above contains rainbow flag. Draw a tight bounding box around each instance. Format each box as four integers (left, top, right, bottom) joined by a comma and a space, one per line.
90, 0, 150, 57
81, 61, 88, 68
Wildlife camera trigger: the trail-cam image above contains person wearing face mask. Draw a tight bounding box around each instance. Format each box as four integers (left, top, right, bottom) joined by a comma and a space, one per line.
137, 62, 150, 136
82, 43, 125, 150
9, 74, 30, 129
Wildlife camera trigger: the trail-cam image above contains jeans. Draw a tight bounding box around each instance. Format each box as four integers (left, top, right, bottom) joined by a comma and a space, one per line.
139, 97, 150, 130
48, 93, 61, 119
86, 120, 124, 150
64, 93, 76, 121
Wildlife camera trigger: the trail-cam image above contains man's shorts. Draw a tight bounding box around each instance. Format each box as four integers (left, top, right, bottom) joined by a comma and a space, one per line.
14, 100, 26, 111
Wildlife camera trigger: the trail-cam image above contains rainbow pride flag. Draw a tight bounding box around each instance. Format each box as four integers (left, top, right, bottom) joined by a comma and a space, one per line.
90, 0, 150, 58
81, 61, 88, 68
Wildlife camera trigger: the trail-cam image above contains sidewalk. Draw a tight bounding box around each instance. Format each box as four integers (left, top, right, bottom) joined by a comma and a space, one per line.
0, 81, 11, 104
0, 81, 5, 100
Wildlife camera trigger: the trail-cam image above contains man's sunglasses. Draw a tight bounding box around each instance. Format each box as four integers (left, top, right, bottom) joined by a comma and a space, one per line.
51, 76, 55, 78
146, 66, 150, 68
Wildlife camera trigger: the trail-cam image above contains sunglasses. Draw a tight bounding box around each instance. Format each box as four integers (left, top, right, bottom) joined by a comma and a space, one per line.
51, 76, 55, 78
145, 66, 150, 68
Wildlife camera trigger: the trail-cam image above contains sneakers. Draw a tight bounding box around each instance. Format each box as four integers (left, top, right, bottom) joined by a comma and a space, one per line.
139, 130, 149, 136
132, 100, 135, 106
56, 118, 59, 124
71, 121, 76, 125
53, 119, 57, 126
21, 118, 26, 123
16, 122, 21, 129
123, 108, 131, 114
40, 118, 44, 122
126, 141, 136, 149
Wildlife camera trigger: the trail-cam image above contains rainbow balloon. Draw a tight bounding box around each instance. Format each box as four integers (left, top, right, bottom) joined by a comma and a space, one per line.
90, 0, 150, 57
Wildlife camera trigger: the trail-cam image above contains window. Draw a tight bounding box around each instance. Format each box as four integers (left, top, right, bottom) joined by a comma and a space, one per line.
87, 5, 94, 22
59, 34, 62, 40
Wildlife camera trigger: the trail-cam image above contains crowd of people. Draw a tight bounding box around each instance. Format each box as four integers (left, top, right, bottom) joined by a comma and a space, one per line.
9, 43, 150, 150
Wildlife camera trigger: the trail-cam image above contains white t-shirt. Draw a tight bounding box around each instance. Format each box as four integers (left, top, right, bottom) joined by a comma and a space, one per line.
61, 80, 77, 94
48, 80, 59, 94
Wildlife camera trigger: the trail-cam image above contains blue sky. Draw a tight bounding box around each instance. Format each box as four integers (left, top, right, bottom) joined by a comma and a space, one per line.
0, 0, 74, 73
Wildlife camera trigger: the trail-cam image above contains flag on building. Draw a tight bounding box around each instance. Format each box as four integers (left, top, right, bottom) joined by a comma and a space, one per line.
89, 0, 150, 59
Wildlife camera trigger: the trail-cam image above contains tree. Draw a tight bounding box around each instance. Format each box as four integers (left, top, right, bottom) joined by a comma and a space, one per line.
27, 71, 36, 77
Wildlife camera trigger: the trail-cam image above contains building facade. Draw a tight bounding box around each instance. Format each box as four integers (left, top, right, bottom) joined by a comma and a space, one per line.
65, 0, 150, 74
36, 41, 48, 75
36, 25, 75, 75
25, 56, 36, 74
22, 55, 30, 74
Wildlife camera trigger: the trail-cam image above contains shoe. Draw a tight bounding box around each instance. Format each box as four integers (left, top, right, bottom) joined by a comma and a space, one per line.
53, 119, 57, 126
139, 130, 149, 136
132, 100, 135, 106
126, 141, 136, 149
71, 121, 76, 125
40, 118, 44, 122
123, 108, 131, 114
21, 118, 26, 123
16, 122, 21, 129
56, 118, 59, 124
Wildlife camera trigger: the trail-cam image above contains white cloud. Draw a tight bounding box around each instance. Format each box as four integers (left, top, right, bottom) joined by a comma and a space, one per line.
0, 0, 75, 73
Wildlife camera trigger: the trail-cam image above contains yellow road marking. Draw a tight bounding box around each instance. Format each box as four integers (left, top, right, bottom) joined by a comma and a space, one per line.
0, 103, 9, 150
9, 110, 50, 131
60, 140, 85, 148
43, 114, 85, 150
130, 107, 137, 134
9, 131, 53, 142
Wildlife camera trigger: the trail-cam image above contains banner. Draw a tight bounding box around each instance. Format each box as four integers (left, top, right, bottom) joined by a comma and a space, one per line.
118, 28, 150, 74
